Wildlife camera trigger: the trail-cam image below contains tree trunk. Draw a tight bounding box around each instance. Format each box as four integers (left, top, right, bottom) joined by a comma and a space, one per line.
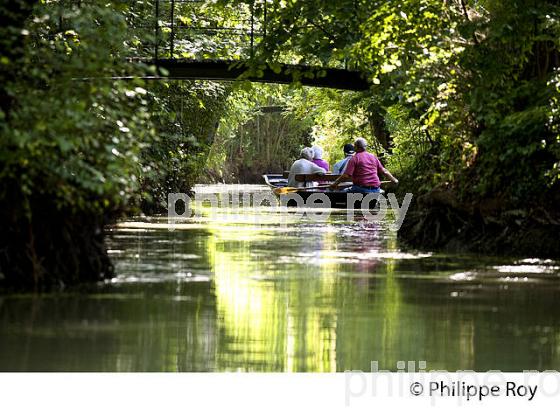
368, 109, 391, 151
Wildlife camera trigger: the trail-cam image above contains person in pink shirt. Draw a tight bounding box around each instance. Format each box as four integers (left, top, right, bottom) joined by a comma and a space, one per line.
329, 138, 398, 193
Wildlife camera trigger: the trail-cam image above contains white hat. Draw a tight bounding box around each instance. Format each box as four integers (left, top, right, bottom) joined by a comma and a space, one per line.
311, 145, 323, 159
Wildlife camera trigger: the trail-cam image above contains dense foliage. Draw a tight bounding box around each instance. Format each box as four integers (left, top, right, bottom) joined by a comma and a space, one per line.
139, 80, 230, 212
0, 1, 157, 289
0, 1, 232, 288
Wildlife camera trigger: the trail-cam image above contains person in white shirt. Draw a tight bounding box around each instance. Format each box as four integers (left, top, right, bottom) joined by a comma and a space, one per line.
287, 147, 326, 187
333, 143, 355, 174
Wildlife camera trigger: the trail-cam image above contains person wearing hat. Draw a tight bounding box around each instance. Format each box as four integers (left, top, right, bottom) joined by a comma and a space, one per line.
311, 145, 330, 172
332, 143, 355, 175
329, 138, 398, 193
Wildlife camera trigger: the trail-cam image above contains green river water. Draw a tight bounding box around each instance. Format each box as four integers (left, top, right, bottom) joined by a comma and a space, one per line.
1, 184, 559, 371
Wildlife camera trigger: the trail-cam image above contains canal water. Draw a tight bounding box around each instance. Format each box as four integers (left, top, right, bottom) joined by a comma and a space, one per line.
1, 184, 559, 371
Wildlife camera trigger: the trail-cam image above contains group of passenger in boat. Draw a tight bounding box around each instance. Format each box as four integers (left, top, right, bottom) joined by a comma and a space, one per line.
287, 138, 399, 192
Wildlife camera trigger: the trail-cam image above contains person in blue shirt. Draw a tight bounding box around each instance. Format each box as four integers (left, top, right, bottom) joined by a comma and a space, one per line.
333, 143, 355, 174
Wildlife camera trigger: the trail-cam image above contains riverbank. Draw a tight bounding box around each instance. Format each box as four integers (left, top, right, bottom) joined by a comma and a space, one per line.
398, 188, 560, 258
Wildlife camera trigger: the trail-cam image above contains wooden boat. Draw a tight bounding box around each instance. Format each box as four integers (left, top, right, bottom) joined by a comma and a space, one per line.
263, 173, 381, 209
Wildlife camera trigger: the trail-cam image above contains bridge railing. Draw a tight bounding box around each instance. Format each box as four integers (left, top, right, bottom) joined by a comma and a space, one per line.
127, 0, 267, 62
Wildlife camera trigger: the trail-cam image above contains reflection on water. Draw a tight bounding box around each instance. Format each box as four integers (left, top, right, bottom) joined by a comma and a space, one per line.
1, 184, 560, 371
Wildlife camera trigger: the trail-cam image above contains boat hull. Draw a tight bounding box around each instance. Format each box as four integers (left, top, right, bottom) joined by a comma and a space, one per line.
278, 190, 378, 209
262, 174, 382, 209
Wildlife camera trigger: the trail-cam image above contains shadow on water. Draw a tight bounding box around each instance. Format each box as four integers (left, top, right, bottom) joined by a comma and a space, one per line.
1, 184, 559, 371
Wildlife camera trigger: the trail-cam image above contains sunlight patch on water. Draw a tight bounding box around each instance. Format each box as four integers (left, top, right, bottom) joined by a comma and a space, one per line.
115, 219, 301, 231
494, 265, 559, 274
108, 274, 211, 284
448, 271, 477, 281
500, 276, 531, 282
193, 183, 272, 194
321, 250, 432, 260
276, 250, 431, 265
518, 258, 556, 264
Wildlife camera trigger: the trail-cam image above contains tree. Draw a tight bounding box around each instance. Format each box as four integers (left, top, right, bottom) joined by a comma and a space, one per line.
0, 2, 153, 289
